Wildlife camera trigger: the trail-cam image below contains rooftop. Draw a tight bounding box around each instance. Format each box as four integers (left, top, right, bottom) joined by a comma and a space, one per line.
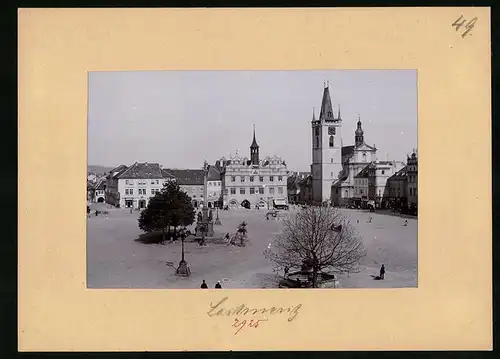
166, 169, 205, 185
118, 162, 163, 179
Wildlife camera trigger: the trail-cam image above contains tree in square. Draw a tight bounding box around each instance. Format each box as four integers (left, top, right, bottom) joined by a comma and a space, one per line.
265, 206, 365, 288
138, 181, 196, 243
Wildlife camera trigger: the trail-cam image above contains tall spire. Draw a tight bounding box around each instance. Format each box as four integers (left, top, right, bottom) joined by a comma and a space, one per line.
250, 125, 259, 165
251, 124, 259, 148
312, 107, 316, 122
319, 83, 334, 122
337, 104, 341, 120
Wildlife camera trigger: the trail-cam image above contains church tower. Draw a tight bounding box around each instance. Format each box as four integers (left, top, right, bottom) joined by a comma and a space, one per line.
311, 83, 343, 204
355, 117, 364, 147
250, 125, 260, 165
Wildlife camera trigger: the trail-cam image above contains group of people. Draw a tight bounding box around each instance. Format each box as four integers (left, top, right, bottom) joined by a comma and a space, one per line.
200, 280, 222, 289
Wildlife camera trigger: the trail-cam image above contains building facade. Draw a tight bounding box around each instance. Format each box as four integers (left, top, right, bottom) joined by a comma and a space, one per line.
105, 164, 129, 206
94, 178, 106, 203
406, 152, 418, 207
207, 166, 223, 207
116, 162, 167, 209
287, 171, 310, 204
165, 168, 222, 209
386, 165, 409, 210
219, 128, 289, 209
164, 169, 204, 208
353, 164, 370, 206
368, 160, 405, 208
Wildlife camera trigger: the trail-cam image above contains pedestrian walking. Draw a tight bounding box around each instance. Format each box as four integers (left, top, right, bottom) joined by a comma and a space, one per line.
200, 280, 208, 289
215, 281, 222, 289
130, 208, 133, 214
284, 266, 289, 276
380, 265, 385, 280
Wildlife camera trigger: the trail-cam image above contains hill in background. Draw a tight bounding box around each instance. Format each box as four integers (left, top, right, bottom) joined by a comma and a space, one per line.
88, 165, 115, 176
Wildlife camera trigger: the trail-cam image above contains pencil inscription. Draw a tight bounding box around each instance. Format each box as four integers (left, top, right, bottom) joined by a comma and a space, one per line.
452, 15, 477, 38
207, 296, 302, 335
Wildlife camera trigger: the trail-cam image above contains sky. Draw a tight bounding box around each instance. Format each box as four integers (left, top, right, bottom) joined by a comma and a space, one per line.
88, 70, 417, 172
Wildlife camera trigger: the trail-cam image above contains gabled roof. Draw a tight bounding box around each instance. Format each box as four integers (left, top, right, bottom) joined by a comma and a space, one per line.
95, 179, 106, 190
355, 142, 376, 151
161, 169, 176, 179
287, 171, 310, 187
341, 145, 355, 158
166, 169, 204, 185
297, 174, 313, 187
207, 166, 222, 181
354, 164, 372, 178
388, 165, 409, 181
117, 162, 163, 179
107, 165, 128, 179
332, 177, 348, 187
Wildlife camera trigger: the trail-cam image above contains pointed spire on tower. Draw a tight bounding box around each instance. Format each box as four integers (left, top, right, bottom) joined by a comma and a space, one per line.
337, 104, 341, 120
250, 125, 260, 165
251, 124, 259, 148
319, 83, 334, 122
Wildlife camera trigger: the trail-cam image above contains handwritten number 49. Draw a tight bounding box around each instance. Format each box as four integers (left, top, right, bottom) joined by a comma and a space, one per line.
452, 15, 477, 38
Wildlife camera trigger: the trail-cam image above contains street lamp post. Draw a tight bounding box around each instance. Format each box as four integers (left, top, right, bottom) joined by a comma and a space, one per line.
176, 228, 190, 276
214, 206, 221, 225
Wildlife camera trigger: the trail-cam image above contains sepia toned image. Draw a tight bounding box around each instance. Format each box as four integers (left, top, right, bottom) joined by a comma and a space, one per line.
87, 70, 418, 289
19, 7, 491, 351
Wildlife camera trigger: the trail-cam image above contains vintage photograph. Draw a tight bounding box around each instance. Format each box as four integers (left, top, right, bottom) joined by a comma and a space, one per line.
87, 70, 418, 289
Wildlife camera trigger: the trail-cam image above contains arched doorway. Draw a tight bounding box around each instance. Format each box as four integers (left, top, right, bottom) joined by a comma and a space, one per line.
241, 199, 250, 209
97, 197, 104, 203
257, 199, 266, 209
229, 199, 239, 208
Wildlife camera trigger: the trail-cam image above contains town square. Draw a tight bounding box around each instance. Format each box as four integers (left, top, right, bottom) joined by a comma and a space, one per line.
87, 70, 418, 289
87, 202, 417, 289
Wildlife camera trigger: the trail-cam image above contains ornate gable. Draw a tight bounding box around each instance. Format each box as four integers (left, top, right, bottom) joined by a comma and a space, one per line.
354, 143, 376, 152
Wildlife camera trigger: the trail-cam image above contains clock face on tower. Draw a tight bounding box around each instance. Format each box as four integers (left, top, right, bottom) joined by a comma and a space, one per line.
328, 126, 336, 135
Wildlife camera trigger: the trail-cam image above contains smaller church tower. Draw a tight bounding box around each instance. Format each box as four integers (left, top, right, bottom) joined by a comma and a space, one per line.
355, 116, 364, 147
250, 125, 260, 165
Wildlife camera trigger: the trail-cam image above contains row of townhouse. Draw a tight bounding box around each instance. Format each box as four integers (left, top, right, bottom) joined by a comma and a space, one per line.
287, 151, 418, 212
101, 162, 223, 210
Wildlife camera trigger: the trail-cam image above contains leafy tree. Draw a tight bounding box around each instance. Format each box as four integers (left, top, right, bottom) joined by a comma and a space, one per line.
138, 181, 195, 243
265, 206, 365, 287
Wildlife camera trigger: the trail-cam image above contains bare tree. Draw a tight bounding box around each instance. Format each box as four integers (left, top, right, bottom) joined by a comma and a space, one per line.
265, 206, 366, 288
